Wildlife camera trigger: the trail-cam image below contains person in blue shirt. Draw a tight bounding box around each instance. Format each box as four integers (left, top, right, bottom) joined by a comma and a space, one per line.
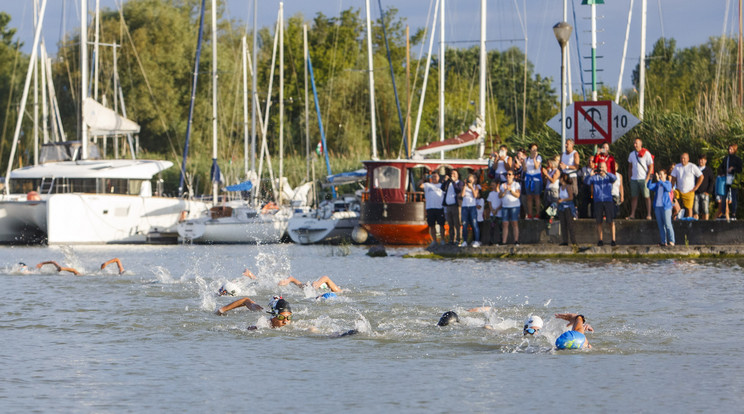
647, 169, 675, 246
584, 162, 617, 246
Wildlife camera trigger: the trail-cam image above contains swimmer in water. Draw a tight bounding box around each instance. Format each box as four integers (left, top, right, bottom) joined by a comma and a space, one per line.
216, 269, 260, 296
36, 261, 81, 275
437, 311, 460, 326
217, 296, 293, 329
100, 258, 125, 274
17, 262, 32, 274
554, 313, 594, 349
278, 275, 342, 300
523, 315, 544, 336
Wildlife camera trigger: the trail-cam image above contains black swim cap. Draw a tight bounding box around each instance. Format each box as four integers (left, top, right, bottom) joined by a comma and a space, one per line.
273, 299, 292, 315
437, 311, 459, 326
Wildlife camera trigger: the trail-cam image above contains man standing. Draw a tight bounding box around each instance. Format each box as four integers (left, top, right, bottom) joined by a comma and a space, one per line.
420, 172, 446, 247
441, 169, 464, 245
693, 155, 715, 220
716, 143, 743, 221
584, 162, 617, 246
671, 153, 703, 218
627, 138, 654, 219
591, 142, 617, 174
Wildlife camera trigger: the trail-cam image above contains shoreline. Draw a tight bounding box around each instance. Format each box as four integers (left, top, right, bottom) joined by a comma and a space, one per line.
404, 244, 744, 259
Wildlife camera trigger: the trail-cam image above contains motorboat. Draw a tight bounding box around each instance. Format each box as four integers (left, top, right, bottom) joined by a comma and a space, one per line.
287, 196, 360, 244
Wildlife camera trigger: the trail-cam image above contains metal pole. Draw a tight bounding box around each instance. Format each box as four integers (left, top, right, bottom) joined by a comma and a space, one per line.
439, 0, 445, 160
211, 0, 218, 203
365, 0, 378, 160
81, 0, 88, 159
303, 25, 310, 182
639, 0, 647, 119
590, 2, 597, 101
478, 0, 486, 158
279, 2, 284, 205
561, 42, 567, 154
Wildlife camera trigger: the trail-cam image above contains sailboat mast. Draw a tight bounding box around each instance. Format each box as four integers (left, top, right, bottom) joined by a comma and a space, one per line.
211, 0, 219, 203
478, 0, 486, 158
365, 0, 378, 160
279, 2, 284, 205
251, 0, 258, 181
242, 35, 249, 179
33, 0, 39, 166
303, 25, 310, 183
439, 0, 445, 160
81, 0, 88, 160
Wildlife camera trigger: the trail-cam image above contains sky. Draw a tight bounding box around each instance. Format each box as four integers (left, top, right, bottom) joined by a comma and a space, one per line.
3, 0, 736, 100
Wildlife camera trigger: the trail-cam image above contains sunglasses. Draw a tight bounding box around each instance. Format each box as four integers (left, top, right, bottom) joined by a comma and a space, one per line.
275, 313, 292, 321
524, 327, 537, 335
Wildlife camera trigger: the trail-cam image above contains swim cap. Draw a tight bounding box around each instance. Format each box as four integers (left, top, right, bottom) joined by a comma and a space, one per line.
555, 330, 587, 350
271, 298, 292, 315
437, 311, 460, 326
318, 292, 337, 300
18, 262, 27, 267
524, 315, 544, 329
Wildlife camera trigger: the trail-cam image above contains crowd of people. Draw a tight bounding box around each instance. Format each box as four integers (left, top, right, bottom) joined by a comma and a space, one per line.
420, 138, 741, 247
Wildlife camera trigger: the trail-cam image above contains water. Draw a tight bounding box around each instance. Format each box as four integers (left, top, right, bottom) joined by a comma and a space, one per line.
1, 244, 743, 412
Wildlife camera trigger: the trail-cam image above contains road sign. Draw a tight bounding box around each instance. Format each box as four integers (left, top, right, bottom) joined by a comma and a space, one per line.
546, 100, 640, 145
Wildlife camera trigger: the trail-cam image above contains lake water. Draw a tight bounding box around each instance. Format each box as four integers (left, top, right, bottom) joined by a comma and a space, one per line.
1, 244, 743, 412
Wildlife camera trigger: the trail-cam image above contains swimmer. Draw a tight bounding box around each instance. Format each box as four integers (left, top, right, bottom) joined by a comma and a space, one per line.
554, 313, 594, 349
36, 261, 80, 276
523, 315, 544, 336
100, 258, 125, 274
217, 296, 293, 329
279, 275, 342, 300
437, 311, 460, 326
17, 262, 32, 274
242, 269, 257, 279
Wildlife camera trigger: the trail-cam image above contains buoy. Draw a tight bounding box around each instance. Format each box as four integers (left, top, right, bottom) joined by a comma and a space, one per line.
352, 225, 368, 244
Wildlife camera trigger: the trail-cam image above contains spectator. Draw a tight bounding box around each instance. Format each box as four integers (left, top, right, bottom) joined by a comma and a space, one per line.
441, 169, 464, 245
694, 154, 715, 220
584, 161, 617, 246
460, 173, 481, 247
670, 153, 703, 218
627, 138, 654, 220
484, 180, 502, 245
647, 169, 675, 247
560, 138, 580, 196
419, 172, 446, 247
577, 159, 594, 218
716, 143, 742, 221
513, 149, 527, 218
543, 158, 561, 207
557, 175, 577, 246
611, 169, 625, 217
499, 170, 521, 245
524, 143, 543, 219
489, 145, 512, 183
591, 142, 617, 174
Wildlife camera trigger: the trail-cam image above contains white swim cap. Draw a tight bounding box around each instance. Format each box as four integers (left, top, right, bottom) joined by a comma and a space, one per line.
525, 315, 544, 329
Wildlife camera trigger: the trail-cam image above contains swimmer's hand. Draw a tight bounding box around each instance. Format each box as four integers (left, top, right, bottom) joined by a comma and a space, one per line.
216, 309, 226, 316
242, 269, 256, 279
245, 303, 263, 312
584, 324, 594, 332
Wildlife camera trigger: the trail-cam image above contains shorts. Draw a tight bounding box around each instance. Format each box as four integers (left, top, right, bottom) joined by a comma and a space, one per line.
426, 208, 446, 227
594, 201, 615, 224
630, 179, 650, 198
524, 174, 542, 195
693, 193, 710, 216
502, 206, 521, 222
678, 191, 695, 211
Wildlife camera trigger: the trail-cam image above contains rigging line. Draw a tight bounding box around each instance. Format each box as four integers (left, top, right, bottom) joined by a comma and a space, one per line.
713, 0, 731, 100
321, 0, 344, 133
0, 39, 24, 163
114, 0, 179, 160
571, 0, 587, 100
656, 0, 665, 40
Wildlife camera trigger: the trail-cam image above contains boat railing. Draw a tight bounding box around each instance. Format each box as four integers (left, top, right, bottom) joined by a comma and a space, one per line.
405, 192, 424, 202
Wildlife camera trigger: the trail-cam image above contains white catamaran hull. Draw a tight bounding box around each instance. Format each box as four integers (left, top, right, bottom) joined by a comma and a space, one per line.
0, 196, 48, 243
287, 211, 359, 244
177, 207, 291, 244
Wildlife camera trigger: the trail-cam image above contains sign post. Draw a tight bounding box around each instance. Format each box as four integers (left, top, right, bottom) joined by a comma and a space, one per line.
547, 100, 640, 145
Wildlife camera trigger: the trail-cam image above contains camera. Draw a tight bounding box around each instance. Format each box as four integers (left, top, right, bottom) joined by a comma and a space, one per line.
594, 168, 601, 174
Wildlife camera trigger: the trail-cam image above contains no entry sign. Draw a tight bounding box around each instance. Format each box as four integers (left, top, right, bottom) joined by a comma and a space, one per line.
547, 100, 640, 145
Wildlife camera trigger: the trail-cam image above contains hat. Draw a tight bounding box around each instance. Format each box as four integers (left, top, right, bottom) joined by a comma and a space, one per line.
524, 315, 544, 329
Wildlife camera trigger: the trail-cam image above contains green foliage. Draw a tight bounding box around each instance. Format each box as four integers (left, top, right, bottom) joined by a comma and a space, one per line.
0, 12, 27, 169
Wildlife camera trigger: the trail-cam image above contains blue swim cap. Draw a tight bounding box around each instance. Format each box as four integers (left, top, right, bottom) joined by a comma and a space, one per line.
555, 330, 587, 349
318, 292, 337, 300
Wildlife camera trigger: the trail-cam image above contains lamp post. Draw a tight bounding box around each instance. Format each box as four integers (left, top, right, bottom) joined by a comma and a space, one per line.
553, 21, 572, 154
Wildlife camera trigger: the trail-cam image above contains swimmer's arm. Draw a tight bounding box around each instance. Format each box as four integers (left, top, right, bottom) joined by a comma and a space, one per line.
312, 276, 341, 292
278, 276, 304, 288
242, 269, 257, 279
217, 298, 263, 315
101, 258, 124, 274
59, 266, 81, 276
37, 261, 62, 272
467, 307, 492, 312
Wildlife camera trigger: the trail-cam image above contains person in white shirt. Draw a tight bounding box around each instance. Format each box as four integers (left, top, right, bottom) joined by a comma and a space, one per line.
560, 139, 580, 196
671, 153, 703, 218
459, 173, 481, 247
499, 171, 521, 245
523, 143, 543, 219
485, 181, 502, 245
420, 172, 446, 247
627, 138, 655, 219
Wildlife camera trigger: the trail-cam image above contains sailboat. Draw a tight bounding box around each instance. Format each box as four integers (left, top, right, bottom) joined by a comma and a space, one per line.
177, 1, 307, 244
0, 0, 207, 244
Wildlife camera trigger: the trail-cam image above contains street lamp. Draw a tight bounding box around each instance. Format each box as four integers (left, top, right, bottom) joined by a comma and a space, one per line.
553, 21, 572, 155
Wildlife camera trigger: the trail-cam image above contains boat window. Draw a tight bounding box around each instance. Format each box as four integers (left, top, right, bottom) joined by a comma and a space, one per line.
372, 166, 401, 189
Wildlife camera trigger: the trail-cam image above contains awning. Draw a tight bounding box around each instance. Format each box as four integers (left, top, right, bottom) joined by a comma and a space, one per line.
224, 181, 253, 192
326, 169, 367, 185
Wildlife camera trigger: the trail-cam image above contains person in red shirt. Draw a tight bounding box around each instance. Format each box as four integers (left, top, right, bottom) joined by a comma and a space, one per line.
590, 142, 616, 174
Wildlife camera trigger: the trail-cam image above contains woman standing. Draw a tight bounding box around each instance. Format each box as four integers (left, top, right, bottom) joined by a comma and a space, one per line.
460, 173, 481, 247
524, 143, 543, 219
543, 158, 561, 206
647, 169, 675, 246
499, 171, 521, 245
557, 175, 577, 246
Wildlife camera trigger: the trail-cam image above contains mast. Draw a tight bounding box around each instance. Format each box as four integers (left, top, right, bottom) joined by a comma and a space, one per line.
478, 0, 486, 158
303, 25, 310, 183
251, 0, 258, 183
616, 0, 634, 103
739, 0, 743, 106
278, 2, 284, 205
81, 0, 88, 159
33, 0, 39, 166
242, 35, 249, 179
639, 0, 647, 119
411, 0, 440, 151
590, 0, 598, 101
211, 0, 219, 204
364, 0, 378, 160
439, 0, 445, 160
94, 0, 100, 101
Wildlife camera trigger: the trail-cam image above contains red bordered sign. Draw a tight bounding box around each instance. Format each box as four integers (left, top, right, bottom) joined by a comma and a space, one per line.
574, 100, 611, 145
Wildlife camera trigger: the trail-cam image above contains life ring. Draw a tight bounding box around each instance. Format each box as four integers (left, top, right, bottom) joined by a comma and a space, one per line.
261, 202, 279, 213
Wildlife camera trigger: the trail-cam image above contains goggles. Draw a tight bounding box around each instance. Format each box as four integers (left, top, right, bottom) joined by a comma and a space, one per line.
523, 327, 537, 335
274, 313, 292, 321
